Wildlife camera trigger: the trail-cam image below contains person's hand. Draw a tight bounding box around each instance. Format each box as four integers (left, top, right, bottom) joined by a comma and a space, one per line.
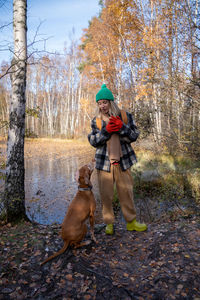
109, 116, 123, 130
106, 121, 119, 133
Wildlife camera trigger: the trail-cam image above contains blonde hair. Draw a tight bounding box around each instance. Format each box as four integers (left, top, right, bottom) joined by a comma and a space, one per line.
96, 101, 121, 119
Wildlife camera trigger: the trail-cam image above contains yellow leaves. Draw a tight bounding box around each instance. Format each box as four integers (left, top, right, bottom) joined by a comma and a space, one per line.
143, 25, 166, 51
80, 97, 91, 111
107, 1, 124, 19
135, 82, 153, 101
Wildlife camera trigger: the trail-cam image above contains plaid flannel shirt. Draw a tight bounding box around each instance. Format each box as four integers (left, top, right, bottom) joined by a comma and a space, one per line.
88, 111, 139, 172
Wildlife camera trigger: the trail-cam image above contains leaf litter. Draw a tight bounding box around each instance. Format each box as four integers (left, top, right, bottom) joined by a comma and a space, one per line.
0, 212, 199, 300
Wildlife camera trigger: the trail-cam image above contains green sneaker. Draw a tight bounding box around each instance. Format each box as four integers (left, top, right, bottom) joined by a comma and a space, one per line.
126, 219, 147, 232
105, 224, 114, 235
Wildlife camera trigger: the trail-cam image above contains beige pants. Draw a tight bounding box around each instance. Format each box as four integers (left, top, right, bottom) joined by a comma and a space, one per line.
97, 165, 136, 224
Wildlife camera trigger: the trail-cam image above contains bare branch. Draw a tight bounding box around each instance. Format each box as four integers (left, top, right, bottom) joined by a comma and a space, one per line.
0, 22, 13, 31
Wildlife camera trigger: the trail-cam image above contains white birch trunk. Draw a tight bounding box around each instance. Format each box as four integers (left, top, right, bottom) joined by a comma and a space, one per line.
70, 53, 75, 137
75, 73, 82, 134
4, 0, 27, 221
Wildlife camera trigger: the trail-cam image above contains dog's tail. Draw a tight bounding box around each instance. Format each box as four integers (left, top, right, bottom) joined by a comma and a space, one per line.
40, 240, 70, 266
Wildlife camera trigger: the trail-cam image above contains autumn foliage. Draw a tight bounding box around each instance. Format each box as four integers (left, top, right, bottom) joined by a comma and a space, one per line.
0, 0, 199, 155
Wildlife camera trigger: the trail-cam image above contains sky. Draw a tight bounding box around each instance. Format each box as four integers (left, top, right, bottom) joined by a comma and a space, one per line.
0, 0, 100, 64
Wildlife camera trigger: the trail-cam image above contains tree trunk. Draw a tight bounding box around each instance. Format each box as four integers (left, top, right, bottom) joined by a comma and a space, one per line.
4, 0, 27, 222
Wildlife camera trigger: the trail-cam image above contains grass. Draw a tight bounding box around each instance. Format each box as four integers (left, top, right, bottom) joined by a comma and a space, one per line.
24, 137, 89, 144
131, 150, 200, 204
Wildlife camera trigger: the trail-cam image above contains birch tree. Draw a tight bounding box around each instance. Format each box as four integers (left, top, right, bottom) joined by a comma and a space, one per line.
4, 0, 28, 222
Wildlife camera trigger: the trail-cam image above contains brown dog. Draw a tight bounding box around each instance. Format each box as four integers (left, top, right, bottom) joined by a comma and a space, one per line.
41, 161, 96, 265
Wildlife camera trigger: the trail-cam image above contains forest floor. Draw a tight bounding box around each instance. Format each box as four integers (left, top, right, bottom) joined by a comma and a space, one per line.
0, 209, 199, 300
0, 138, 200, 299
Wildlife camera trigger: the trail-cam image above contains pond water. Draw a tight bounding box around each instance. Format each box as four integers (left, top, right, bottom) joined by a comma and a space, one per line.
0, 140, 103, 225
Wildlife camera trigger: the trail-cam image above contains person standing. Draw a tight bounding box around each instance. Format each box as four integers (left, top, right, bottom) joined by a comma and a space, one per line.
88, 84, 147, 235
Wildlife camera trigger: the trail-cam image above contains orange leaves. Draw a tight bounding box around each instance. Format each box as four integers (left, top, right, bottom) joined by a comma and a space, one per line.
143, 24, 166, 52
80, 97, 92, 112
80, 0, 165, 100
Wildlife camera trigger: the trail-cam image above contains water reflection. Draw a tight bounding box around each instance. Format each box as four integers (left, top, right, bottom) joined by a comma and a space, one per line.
0, 141, 102, 225
25, 150, 101, 225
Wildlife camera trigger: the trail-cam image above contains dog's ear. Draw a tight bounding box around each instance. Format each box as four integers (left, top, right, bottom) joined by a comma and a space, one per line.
84, 172, 90, 185
87, 160, 95, 172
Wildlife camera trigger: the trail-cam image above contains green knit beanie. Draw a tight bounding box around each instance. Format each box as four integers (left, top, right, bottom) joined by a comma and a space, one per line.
96, 84, 114, 102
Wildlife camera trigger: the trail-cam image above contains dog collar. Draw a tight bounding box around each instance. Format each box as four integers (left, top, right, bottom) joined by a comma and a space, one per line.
78, 186, 92, 191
